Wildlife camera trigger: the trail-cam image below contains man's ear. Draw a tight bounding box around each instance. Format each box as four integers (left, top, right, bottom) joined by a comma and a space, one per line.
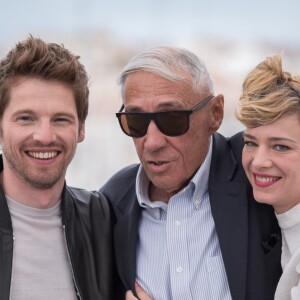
78, 123, 85, 143
209, 94, 224, 134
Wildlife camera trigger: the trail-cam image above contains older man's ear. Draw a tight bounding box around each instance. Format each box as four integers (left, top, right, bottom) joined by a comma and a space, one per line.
208, 94, 224, 134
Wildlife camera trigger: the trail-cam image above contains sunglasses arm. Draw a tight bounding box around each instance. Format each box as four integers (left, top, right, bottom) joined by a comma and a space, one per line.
118, 104, 125, 113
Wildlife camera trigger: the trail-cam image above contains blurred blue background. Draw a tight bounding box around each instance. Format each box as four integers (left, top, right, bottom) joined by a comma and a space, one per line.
1, 0, 299, 190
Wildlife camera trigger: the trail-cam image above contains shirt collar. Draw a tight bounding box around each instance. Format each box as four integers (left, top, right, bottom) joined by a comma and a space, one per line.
136, 166, 168, 210
190, 136, 213, 208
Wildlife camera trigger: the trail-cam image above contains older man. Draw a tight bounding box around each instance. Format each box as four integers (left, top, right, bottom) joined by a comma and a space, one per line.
101, 47, 282, 299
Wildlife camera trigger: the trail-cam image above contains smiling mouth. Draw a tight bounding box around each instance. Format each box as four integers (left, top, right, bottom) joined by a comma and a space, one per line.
255, 175, 280, 183
27, 151, 58, 159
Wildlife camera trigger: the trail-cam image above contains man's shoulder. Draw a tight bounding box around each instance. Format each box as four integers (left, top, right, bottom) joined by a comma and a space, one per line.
67, 185, 102, 200
210, 131, 246, 182
101, 164, 139, 191
228, 131, 244, 148
65, 185, 111, 214
100, 164, 139, 206
213, 131, 244, 160
228, 131, 244, 163
213, 131, 244, 148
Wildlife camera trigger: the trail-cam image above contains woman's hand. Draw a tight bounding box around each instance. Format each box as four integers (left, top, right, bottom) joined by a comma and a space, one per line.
125, 283, 152, 300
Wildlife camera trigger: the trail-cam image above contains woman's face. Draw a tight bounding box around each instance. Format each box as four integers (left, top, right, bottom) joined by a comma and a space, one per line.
242, 113, 300, 214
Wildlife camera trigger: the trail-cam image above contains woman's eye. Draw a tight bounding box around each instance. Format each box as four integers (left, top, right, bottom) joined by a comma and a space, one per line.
274, 144, 290, 151
243, 140, 257, 147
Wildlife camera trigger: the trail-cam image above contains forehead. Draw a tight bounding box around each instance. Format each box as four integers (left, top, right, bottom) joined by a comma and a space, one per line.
245, 113, 300, 140
6, 77, 76, 113
123, 71, 197, 103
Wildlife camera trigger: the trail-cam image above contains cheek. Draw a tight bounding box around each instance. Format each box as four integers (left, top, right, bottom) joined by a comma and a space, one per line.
242, 155, 247, 170
242, 150, 251, 168
242, 153, 253, 180
179, 133, 208, 170
133, 139, 143, 159
190, 115, 212, 142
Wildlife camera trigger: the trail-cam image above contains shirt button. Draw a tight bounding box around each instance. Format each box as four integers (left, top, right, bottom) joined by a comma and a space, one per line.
175, 221, 181, 227
194, 199, 201, 206
176, 266, 183, 273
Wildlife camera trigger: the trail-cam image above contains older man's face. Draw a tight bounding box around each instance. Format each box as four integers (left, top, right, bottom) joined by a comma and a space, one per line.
123, 71, 223, 202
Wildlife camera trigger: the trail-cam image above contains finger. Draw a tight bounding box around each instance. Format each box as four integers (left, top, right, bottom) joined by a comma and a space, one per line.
135, 282, 152, 300
126, 290, 139, 300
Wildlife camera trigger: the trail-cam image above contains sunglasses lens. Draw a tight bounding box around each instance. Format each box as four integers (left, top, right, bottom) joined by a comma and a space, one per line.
118, 114, 149, 137
157, 111, 189, 136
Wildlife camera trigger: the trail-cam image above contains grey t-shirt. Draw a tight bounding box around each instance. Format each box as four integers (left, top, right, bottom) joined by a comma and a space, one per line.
7, 197, 77, 300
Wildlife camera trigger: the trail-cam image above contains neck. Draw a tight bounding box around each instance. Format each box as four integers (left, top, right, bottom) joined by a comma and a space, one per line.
149, 182, 176, 204
0, 171, 64, 209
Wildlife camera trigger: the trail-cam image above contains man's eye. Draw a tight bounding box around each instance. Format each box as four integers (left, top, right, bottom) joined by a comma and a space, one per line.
18, 116, 33, 122
55, 117, 72, 124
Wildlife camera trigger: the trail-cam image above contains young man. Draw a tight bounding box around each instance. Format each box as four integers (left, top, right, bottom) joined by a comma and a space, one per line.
0, 36, 115, 300
101, 46, 282, 299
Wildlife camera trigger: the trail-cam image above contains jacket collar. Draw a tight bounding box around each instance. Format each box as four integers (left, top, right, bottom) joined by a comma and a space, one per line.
115, 180, 140, 291
0, 185, 71, 231
0, 156, 12, 232
61, 184, 74, 223
0, 155, 71, 231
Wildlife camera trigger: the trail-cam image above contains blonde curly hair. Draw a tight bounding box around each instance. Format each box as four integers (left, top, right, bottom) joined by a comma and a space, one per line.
235, 54, 300, 128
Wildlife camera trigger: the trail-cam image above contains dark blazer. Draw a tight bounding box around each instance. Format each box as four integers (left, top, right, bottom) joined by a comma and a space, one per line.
101, 132, 282, 300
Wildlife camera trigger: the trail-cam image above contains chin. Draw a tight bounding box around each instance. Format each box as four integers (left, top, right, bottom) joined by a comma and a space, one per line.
253, 192, 277, 207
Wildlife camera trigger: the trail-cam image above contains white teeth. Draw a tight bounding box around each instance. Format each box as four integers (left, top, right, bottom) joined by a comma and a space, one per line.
255, 176, 278, 183
28, 151, 58, 159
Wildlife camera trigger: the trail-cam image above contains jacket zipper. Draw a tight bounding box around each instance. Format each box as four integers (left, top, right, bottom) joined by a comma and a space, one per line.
9, 235, 15, 300
63, 225, 82, 300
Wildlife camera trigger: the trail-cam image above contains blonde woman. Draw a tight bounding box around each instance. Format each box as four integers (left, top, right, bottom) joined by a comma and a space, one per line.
236, 55, 300, 300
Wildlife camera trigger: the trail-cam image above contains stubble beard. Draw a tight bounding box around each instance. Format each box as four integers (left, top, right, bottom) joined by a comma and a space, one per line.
2, 145, 71, 190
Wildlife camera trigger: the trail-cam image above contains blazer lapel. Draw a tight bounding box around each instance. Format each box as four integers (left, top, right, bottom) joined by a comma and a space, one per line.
210, 180, 248, 299
209, 133, 249, 299
114, 189, 140, 291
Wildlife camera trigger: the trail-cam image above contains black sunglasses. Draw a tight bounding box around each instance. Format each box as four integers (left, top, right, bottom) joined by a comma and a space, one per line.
116, 95, 214, 138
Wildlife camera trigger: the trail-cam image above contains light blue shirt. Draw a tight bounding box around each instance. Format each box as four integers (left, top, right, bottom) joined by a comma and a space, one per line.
136, 138, 232, 300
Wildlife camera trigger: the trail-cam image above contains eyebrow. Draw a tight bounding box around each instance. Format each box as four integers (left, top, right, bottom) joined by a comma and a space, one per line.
125, 101, 186, 112
11, 109, 76, 120
11, 109, 34, 115
243, 132, 296, 143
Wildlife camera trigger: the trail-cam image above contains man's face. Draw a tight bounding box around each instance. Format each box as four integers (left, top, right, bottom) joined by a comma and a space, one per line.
123, 71, 223, 201
0, 77, 85, 189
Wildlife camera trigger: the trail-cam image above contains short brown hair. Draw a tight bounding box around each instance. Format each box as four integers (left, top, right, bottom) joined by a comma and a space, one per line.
236, 54, 300, 128
0, 35, 89, 122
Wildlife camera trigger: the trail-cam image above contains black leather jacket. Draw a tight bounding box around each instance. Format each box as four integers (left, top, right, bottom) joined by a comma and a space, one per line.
0, 172, 117, 299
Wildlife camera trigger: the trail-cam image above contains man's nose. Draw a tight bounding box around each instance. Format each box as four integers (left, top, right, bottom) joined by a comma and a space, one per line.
32, 122, 56, 144
143, 120, 167, 150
